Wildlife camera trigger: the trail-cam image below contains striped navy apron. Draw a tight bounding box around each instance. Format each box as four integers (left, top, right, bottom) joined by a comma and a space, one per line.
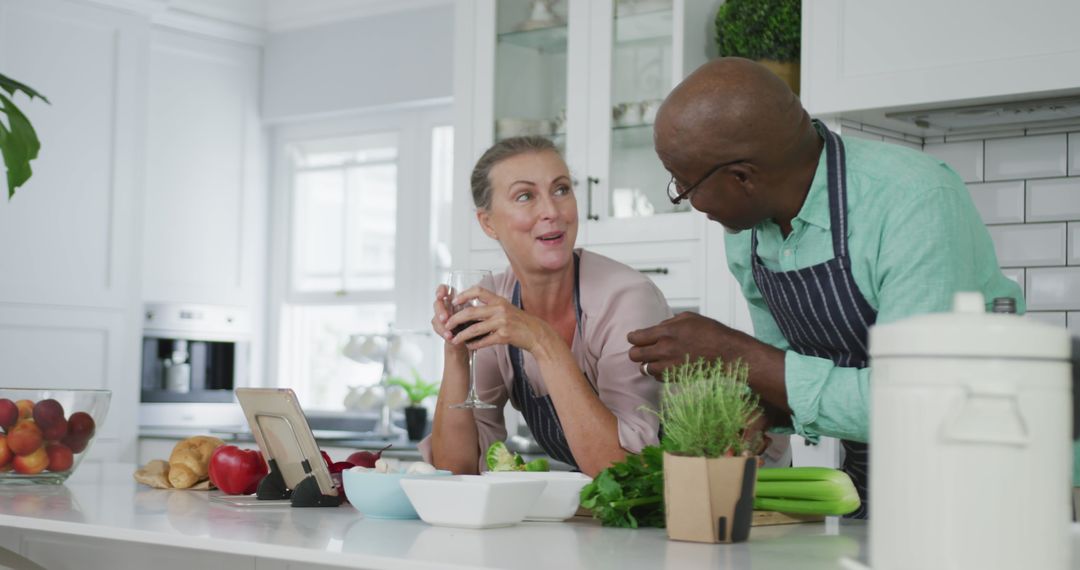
507, 253, 587, 470
750, 123, 876, 519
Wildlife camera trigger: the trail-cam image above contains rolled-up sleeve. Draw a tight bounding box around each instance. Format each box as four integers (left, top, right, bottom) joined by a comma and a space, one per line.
592, 280, 672, 453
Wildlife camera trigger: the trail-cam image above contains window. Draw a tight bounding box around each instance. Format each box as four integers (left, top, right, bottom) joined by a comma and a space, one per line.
271, 107, 453, 411
291, 133, 399, 293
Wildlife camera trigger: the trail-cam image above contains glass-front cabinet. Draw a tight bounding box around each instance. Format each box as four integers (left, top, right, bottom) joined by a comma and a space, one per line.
494, 1, 568, 152
463, 0, 725, 308
475, 0, 719, 247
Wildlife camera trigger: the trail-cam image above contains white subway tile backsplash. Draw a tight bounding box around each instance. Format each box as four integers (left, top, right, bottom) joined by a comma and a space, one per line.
1069, 312, 1080, 335
1070, 133, 1080, 176
1026, 311, 1067, 328
985, 134, 1067, 181
924, 140, 984, 183
882, 136, 921, 151
862, 124, 910, 140
924, 135, 945, 145
1025, 122, 1080, 136
1026, 178, 1080, 222
967, 181, 1024, 224
1026, 267, 1080, 310
946, 129, 1026, 143
988, 223, 1066, 267
1001, 268, 1025, 294
1070, 223, 1080, 266
843, 129, 883, 142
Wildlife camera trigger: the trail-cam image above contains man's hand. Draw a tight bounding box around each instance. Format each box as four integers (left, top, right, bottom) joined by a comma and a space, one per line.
627, 312, 747, 379
627, 312, 792, 414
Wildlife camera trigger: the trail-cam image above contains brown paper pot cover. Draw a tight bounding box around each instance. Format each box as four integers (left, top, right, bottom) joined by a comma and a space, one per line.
663, 452, 757, 543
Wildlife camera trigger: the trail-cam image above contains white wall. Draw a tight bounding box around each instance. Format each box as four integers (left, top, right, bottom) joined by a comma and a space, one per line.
262, 3, 454, 121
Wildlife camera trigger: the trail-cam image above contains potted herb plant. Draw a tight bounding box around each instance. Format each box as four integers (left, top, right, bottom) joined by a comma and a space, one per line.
714, 0, 802, 94
387, 370, 440, 441
657, 358, 761, 544
0, 73, 50, 198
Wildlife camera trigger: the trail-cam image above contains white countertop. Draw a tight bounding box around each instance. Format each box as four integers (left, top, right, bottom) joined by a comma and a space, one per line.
0, 462, 1075, 570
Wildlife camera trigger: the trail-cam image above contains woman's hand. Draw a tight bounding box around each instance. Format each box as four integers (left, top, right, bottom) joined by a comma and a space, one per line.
431, 284, 467, 356
444, 286, 556, 356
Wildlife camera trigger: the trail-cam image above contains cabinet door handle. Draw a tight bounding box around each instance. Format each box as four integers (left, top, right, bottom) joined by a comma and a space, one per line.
586, 176, 600, 221
638, 267, 670, 275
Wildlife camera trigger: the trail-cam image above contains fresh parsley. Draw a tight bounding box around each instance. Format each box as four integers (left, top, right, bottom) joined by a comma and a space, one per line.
579, 445, 665, 528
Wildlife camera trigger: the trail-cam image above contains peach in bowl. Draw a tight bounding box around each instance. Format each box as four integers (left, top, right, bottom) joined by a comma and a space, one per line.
0, 389, 110, 485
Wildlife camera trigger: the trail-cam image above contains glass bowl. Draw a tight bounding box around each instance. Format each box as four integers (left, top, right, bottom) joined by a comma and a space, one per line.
0, 388, 111, 485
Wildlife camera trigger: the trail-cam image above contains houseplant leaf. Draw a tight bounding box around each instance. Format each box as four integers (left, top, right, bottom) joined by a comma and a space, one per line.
0, 73, 50, 199
0, 74, 51, 104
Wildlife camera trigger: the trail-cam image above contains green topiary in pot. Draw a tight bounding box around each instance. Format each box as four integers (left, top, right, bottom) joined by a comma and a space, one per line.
714, 0, 802, 94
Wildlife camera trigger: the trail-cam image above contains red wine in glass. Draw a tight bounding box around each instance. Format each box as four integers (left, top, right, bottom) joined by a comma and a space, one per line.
451, 320, 481, 337
446, 269, 497, 409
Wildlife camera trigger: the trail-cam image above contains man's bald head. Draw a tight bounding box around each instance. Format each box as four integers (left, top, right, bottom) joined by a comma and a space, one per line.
653, 58, 823, 232
655, 58, 808, 168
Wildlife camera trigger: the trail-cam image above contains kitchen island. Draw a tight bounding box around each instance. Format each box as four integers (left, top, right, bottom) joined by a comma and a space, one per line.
0, 463, 1075, 570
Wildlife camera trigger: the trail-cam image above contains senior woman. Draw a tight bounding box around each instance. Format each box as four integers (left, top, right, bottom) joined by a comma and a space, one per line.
421, 136, 671, 477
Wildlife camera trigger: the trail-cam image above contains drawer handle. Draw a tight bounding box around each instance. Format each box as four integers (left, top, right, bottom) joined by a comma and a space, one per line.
638, 267, 669, 275
586, 176, 600, 221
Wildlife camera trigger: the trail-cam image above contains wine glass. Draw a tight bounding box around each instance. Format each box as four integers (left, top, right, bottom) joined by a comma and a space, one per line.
446, 269, 497, 409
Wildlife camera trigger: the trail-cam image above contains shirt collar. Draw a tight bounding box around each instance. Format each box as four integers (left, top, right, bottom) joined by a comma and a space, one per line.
795, 146, 831, 231
773, 119, 830, 232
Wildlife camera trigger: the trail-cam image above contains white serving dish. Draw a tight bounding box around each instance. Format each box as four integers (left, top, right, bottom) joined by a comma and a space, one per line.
399, 475, 546, 529
483, 471, 591, 521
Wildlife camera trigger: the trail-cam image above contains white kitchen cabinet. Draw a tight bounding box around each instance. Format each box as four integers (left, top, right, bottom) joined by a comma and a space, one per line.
801, 0, 1080, 117
456, 0, 725, 313
0, 0, 148, 461
142, 28, 264, 309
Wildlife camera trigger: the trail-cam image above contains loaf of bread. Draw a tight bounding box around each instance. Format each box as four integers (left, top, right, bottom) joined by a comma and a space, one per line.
168, 435, 224, 489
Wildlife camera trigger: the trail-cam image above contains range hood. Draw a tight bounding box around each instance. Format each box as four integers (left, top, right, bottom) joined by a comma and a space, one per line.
886, 96, 1080, 133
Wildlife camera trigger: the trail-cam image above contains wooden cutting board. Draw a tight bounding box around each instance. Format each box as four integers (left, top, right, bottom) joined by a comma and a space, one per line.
751, 510, 824, 526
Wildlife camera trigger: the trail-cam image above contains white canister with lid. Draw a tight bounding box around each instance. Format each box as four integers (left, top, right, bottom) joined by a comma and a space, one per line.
868, 292, 1072, 570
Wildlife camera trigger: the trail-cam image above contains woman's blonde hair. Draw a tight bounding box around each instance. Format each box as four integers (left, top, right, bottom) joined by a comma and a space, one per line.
469, 136, 561, 210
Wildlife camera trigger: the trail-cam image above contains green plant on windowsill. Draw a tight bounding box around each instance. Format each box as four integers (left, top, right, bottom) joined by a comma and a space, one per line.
387, 370, 440, 407
0, 73, 50, 199
389, 370, 440, 441
714, 0, 802, 94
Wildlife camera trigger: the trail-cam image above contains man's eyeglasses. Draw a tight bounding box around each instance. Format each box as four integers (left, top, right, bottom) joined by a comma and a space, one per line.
666, 159, 746, 205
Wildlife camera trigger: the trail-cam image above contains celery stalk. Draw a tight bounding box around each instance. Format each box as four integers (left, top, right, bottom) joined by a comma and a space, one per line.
756, 480, 856, 502
753, 496, 860, 516
754, 467, 861, 516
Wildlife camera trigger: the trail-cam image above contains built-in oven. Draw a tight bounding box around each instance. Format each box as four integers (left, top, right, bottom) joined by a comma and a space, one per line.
139, 303, 249, 428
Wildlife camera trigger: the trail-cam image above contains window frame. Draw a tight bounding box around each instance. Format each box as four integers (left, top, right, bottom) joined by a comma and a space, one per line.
266, 104, 453, 400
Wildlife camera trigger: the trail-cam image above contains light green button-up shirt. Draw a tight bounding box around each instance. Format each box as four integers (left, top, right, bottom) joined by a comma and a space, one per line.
724, 133, 1023, 444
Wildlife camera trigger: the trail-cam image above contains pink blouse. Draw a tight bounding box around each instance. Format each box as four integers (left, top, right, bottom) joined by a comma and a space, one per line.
421, 249, 672, 470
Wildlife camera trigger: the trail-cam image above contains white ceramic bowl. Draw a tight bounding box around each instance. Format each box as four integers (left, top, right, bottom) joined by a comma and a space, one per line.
399, 475, 546, 529
483, 471, 592, 521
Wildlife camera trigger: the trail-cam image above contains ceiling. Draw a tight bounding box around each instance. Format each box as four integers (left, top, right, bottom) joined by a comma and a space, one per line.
164, 0, 453, 33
